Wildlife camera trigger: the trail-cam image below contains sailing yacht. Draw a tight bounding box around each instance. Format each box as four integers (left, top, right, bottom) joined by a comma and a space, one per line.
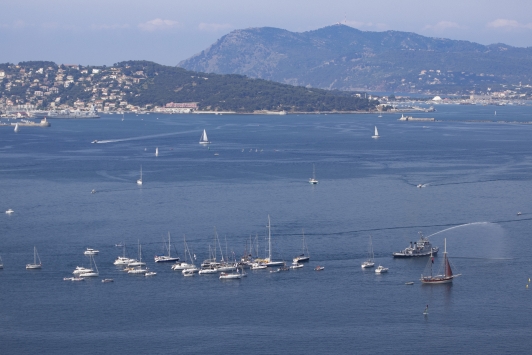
264, 215, 285, 267
172, 235, 197, 271
155, 147, 159, 157
128, 242, 146, 267
79, 254, 99, 277
361, 236, 375, 268
420, 238, 460, 284
114, 243, 136, 265
372, 126, 380, 139
137, 165, 143, 185
293, 229, 310, 263
26, 246, 42, 269
155, 232, 180, 263
309, 163, 318, 184
14, 123, 19, 133
199, 129, 210, 144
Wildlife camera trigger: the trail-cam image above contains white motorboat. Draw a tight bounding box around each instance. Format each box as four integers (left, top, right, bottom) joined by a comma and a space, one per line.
216, 263, 237, 272
420, 238, 460, 284
73, 266, 93, 275
91, 189, 96, 194
5, 209, 14, 214
64, 277, 84, 281
198, 267, 218, 274
219, 270, 243, 279
250, 262, 267, 270
171, 262, 195, 270
290, 262, 303, 269
145, 271, 157, 277
309, 163, 318, 184
361, 236, 375, 268
219, 272, 242, 279
114, 244, 137, 265
372, 126, 380, 139
101, 278, 114, 283
199, 129, 210, 144
375, 265, 388, 273
26, 246, 42, 269
154, 232, 180, 263
315, 265, 325, 271
137, 165, 143, 185
84, 248, 99, 255
128, 267, 149, 274
79, 254, 99, 277
182, 269, 195, 277
293, 229, 310, 263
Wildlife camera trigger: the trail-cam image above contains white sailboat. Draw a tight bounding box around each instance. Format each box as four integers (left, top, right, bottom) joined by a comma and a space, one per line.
26, 246, 42, 269
172, 235, 197, 271
264, 215, 285, 267
293, 229, 310, 263
14, 123, 19, 133
199, 129, 210, 144
372, 126, 380, 139
79, 254, 99, 277
309, 163, 318, 184
155, 147, 159, 157
137, 165, 143, 185
361, 236, 375, 268
155, 232, 180, 263
128, 241, 146, 267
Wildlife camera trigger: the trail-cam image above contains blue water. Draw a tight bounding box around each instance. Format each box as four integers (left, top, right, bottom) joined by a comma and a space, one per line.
1, 105, 531, 354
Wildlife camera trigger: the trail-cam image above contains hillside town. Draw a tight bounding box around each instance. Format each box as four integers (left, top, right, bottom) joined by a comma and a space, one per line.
0, 61, 530, 118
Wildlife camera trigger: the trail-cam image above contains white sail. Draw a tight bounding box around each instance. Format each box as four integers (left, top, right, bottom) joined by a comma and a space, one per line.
199, 129, 210, 144
155, 147, 159, 157
14, 124, 19, 133
372, 126, 380, 139
137, 165, 143, 185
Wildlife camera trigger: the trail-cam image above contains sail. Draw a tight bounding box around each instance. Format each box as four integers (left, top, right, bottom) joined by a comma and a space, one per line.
374, 126, 379, 136
444, 254, 453, 277
200, 129, 209, 143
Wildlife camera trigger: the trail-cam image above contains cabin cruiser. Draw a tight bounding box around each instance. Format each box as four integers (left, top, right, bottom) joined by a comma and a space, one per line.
392, 232, 438, 258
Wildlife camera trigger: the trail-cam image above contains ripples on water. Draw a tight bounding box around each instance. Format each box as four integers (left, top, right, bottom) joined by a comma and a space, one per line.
1, 105, 531, 354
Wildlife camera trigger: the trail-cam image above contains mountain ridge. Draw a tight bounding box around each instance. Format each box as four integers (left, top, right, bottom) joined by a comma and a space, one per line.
179, 24, 532, 93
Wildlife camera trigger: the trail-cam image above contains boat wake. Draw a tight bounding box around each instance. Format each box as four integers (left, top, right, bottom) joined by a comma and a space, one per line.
93, 130, 197, 144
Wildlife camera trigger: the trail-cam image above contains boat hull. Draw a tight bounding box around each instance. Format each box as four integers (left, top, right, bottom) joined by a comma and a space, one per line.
421, 276, 453, 284
393, 249, 438, 258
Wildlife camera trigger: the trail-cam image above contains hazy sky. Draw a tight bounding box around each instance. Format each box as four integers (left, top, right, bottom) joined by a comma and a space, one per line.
1, 0, 531, 66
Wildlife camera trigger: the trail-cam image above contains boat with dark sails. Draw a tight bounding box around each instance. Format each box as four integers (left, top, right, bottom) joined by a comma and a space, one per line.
420, 238, 460, 284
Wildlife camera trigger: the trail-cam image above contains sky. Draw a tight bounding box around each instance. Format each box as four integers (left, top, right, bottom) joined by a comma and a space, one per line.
1, 0, 532, 66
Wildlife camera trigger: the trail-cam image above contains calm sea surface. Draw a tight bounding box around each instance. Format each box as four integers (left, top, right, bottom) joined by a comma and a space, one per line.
1, 105, 531, 354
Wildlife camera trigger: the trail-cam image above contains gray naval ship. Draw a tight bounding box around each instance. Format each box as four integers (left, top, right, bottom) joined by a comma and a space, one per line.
393, 232, 439, 258
31, 106, 99, 119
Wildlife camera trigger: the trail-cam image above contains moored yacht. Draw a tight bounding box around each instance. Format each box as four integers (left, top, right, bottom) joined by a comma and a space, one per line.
375, 265, 388, 273
154, 232, 180, 263
26, 246, 42, 269
84, 248, 99, 255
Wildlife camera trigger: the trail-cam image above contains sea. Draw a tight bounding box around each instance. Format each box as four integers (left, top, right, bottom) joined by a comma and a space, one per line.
1, 105, 531, 354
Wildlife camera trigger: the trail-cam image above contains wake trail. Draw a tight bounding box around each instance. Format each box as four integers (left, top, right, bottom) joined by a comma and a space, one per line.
94, 130, 198, 144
